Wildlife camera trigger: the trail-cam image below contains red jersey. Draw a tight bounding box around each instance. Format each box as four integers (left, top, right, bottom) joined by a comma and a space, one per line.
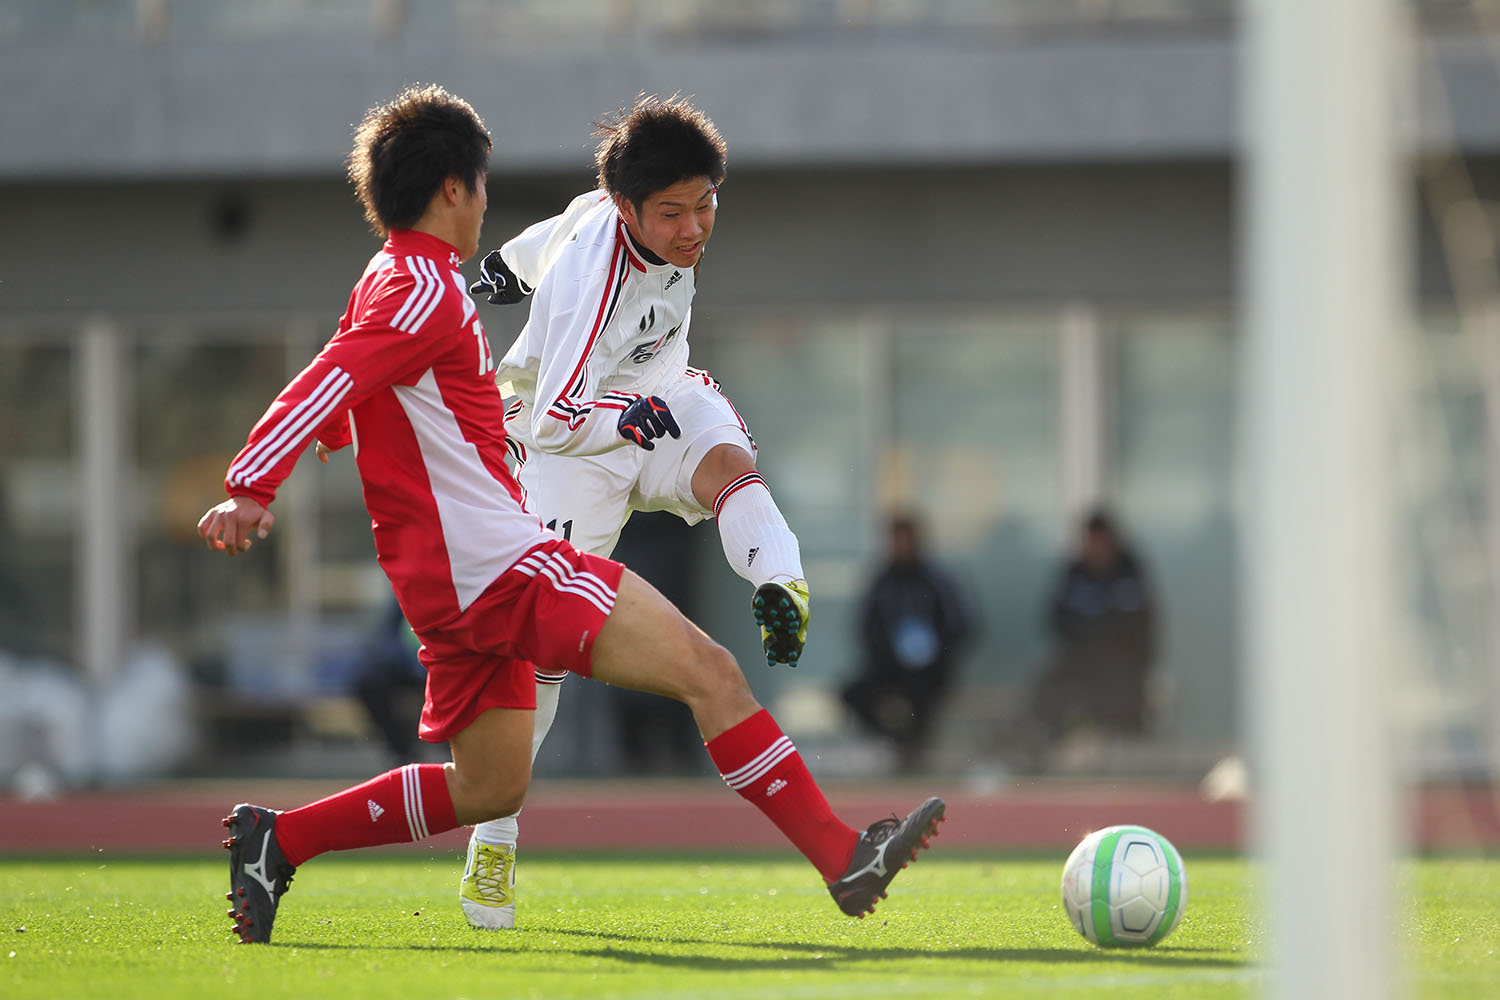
223, 229, 550, 632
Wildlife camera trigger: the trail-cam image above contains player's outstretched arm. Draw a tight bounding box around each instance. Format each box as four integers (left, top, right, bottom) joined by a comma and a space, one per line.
485, 189, 609, 299
198, 496, 275, 557
468, 249, 533, 305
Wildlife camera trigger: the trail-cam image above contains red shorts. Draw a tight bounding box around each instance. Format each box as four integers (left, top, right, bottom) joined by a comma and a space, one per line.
415, 538, 624, 743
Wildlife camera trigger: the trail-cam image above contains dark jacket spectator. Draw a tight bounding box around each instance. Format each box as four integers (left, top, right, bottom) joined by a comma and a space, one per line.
1028, 508, 1158, 749
842, 514, 975, 772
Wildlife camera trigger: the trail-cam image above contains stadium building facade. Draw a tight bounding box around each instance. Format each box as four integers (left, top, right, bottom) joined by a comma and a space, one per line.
1, 1, 1496, 780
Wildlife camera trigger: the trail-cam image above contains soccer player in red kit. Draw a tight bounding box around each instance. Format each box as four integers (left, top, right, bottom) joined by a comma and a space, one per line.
198, 84, 944, 945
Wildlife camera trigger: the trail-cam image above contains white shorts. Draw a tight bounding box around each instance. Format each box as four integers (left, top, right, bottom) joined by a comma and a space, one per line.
504, 368, 756, 558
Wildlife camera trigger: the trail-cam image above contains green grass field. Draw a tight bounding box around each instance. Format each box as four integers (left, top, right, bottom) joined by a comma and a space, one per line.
1, 853, 1496, 999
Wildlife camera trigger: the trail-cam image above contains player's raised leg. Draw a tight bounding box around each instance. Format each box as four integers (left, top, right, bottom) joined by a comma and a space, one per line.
591, 568, 944, 915
692, 443, 811, 669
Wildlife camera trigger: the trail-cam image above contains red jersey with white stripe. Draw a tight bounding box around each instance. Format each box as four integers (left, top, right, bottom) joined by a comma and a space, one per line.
495, 190, 695, 457
223, 229, 551, 633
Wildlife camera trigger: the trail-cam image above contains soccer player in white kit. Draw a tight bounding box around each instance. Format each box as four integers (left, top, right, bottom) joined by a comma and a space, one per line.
458, 95, 814, 928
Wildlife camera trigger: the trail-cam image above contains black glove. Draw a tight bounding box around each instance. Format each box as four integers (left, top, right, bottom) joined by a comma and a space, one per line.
468, 249, 533, 305
617, 396, 681, 451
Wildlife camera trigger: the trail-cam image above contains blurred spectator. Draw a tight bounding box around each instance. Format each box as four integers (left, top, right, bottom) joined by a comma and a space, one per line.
841, 513, 975, 773
1021, 507, 1158, 765
348, 600, 426, 766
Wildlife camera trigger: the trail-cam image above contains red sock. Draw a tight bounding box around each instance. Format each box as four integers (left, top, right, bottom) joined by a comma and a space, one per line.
705, 710, 859, 882
273, 764, 458, 867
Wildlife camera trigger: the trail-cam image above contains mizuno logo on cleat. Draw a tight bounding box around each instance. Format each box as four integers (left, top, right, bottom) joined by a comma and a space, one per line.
368, 799, 385, 822
243, 837, 279, 897
765, 778, 787, 797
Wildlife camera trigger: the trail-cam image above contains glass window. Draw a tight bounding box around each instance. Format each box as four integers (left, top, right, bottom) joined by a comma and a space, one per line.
890, 315, 1062, 693
1110, 313, 1239, 745
0, 335, 76, 662
132, 332, 294, 686
1402, 312, 1495, 776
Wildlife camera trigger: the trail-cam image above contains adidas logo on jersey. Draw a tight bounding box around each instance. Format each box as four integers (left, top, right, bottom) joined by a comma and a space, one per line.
765, 778, 787, 797
747, 547, 759, 566
665, 270, 683, 289
367, 799, 385, 823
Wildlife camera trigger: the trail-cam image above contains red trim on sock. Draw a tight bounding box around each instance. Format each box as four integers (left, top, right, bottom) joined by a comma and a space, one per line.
273, 764, 457, 867
705, 710, 858, 882
712, 472, 767, 518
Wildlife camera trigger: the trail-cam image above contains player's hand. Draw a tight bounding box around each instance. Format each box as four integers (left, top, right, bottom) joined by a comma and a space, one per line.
315, 441, 332, 463
617, 395, 680, 451
197, 496, 275, 557
468, 249, 533, 305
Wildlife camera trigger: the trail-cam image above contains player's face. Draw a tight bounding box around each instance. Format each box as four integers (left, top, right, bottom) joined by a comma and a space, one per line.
454, 170, 488, 260
620, 177, 716, 268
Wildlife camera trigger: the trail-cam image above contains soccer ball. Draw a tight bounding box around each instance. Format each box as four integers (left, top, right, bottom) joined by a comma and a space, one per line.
1060, 824, 1187, 947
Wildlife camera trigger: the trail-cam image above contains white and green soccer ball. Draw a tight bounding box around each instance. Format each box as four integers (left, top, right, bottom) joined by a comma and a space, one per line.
1060, 824, 1187, 947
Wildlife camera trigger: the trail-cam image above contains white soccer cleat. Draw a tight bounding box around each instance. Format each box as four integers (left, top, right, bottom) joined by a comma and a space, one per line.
459, 834, 517, 929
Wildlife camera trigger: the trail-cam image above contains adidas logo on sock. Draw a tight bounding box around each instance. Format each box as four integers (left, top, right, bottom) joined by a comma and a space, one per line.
765, 778, 787, 797
747, 547, 759, 566
368, 799, 385, 822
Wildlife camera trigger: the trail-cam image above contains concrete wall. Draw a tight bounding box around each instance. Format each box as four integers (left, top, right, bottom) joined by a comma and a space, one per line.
0, 163, 1235, 320
6, 18, 1500, 183
0, 28, 1237, 180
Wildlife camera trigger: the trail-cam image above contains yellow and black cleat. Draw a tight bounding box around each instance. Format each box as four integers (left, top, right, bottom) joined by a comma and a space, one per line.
752, 579, 810, 669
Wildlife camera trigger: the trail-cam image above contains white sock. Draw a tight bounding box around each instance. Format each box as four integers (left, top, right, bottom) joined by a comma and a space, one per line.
472, 675, 563, 847
713, 473, 804, 586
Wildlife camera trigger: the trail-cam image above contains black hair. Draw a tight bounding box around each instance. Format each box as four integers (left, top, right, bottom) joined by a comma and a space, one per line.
1084, 507, 1118, 539
348, 84, 491, 236
594, 93, 727, 209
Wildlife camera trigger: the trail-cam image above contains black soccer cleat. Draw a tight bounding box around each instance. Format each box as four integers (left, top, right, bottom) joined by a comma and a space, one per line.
828, 796, 946, 918
752, 579, 810, 668
222, 803, 296, 944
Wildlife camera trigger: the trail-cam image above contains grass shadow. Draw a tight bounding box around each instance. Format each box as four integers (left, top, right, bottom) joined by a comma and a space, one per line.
273, 927, 1247, 973
545, 927, 1247, 971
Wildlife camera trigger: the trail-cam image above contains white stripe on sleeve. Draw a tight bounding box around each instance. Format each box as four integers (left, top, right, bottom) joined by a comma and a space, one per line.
228, 367, 353, 487
390, 259, 437, 332
399, 257, 446, 334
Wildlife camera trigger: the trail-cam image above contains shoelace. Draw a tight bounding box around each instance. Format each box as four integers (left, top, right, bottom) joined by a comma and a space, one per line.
863, 816, 902, 846
470, 850, 511, 899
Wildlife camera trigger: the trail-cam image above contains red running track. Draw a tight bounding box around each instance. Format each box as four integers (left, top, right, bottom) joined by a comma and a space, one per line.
0, 779, 1494, 856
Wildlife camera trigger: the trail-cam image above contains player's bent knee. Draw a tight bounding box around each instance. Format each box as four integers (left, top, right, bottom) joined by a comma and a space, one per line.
682, 637, 754, 705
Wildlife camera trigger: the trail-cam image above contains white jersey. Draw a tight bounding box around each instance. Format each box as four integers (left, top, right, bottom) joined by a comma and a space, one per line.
496, 190, 696, 457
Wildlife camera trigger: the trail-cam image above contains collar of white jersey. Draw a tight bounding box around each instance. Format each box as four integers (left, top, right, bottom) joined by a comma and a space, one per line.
615, 218, 675, 274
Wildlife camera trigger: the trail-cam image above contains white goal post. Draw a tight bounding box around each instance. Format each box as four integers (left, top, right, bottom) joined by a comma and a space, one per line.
1244, 1, 1406, 998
